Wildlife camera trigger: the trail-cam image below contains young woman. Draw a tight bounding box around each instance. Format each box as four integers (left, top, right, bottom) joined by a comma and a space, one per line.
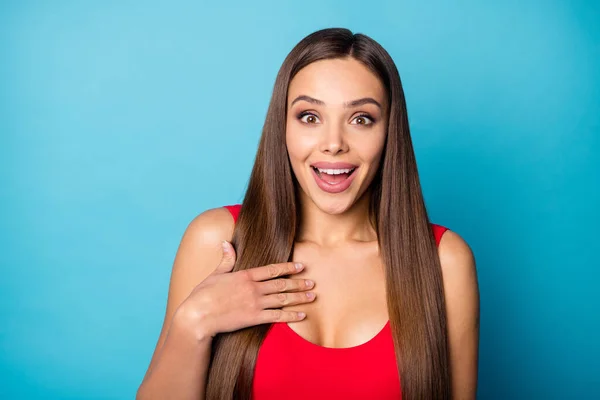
137, 28, 479, 400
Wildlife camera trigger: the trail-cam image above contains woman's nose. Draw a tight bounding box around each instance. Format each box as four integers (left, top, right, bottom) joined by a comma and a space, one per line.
319, 122, 349, 155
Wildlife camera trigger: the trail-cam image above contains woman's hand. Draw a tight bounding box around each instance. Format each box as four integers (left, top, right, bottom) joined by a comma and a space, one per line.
176, 240, 316, 339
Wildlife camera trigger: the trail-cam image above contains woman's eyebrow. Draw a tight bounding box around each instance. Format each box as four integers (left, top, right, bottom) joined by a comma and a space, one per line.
290, 95, 382, 110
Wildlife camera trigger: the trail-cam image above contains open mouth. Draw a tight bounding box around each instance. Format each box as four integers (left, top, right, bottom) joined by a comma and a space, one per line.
311, 166, 357, 184
310, 165, 358, 193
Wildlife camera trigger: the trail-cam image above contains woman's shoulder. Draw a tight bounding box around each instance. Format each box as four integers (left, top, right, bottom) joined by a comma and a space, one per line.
436, 228, 477, 285
183, 206, 237, 246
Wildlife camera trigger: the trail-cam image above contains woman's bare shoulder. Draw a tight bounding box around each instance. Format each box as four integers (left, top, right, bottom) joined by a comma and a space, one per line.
169, 206, 237, 286
182, 206, 236, 248
437, 230, 476, 276
437, 229, 478, 301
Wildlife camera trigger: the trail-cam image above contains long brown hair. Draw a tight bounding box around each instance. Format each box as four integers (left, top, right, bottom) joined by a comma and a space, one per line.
205, 27, 450, 400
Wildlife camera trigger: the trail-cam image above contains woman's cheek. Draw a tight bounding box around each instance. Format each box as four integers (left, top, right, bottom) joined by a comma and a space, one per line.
287, 133, 315, 161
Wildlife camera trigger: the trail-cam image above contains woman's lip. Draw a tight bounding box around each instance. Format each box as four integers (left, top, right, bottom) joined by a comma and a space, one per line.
310, 166, 358, 194
311, 161, 358, 169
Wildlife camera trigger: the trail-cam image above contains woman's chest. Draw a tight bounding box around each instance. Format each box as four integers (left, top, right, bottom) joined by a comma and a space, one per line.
280, 241, 389, 348
251, 241, 403, 400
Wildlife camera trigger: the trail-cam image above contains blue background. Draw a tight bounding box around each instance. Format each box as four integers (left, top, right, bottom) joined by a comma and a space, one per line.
1, 1, 598, 398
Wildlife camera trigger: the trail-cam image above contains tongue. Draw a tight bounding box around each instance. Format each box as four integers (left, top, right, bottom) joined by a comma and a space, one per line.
320, 172, 350, 184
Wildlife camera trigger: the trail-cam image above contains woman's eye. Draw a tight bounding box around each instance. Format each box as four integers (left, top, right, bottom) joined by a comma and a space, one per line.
351, 114, 375, 126
297, 112, 375, 126
298, 112, 320, 124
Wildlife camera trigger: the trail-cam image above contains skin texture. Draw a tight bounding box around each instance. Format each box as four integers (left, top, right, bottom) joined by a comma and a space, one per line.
138, 56, 479, 400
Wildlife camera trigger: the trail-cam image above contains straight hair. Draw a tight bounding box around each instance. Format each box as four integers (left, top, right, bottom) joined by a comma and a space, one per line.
205, 27, 451, 400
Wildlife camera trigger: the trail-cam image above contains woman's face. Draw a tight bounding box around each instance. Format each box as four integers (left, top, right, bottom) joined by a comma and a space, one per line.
286, 57, 388, 214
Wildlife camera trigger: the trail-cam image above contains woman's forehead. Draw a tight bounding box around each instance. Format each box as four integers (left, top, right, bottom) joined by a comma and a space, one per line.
287, 58, 386, 109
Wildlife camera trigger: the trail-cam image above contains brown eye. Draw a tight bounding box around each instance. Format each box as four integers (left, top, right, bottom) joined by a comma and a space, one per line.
298, 112, 320, 124
352, 114, 374, 126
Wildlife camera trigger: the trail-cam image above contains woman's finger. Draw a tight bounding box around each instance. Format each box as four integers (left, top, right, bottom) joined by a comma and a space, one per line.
259, 291, 316, 309
257, 308, 307, 324
255, 277, 314, 295
213, 240, 237, 274
246, 262, 304, 282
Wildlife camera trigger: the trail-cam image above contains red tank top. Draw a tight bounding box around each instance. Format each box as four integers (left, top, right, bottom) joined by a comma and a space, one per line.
223, 204, 448, 400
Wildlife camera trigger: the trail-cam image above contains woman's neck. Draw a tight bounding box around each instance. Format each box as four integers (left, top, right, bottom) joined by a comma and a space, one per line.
296, 190, 377, 247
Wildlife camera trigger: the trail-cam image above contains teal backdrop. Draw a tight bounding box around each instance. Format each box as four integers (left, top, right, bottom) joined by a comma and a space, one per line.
1, 1, 598, 399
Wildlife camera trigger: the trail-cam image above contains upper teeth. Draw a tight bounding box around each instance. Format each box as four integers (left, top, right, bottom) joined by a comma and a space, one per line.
317, 168, 354, 175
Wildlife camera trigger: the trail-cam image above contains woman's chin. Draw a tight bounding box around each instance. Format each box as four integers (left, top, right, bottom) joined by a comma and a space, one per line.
310, 194, 356, 215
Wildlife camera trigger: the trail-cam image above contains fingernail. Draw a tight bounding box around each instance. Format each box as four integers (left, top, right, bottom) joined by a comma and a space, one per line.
305, 280, 314, 287
222, 241, 229, 252
295, 263, 303, 270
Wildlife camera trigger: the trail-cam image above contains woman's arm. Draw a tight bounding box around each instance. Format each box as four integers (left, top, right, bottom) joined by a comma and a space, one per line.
439, 230, 480, 400
136, 311, 213, 400
136, 207, 235, 400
